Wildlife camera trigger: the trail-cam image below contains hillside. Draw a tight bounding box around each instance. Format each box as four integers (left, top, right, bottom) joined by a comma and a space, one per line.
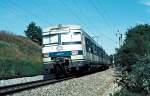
0, 31, 43, 79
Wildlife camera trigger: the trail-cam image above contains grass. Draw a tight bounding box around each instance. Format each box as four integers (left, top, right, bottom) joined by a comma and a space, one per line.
0, 31, 43, 79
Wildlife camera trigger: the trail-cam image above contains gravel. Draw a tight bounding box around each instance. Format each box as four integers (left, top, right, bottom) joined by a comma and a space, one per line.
0, 75, 43, 87
9, 68, 116, 96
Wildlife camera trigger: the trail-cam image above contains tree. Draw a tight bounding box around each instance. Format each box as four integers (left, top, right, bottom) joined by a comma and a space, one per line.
116, 24, 150, 67
114, 24, 150, 95
24, 22, 42, 45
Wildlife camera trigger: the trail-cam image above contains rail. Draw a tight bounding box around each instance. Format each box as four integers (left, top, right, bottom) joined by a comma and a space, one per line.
0, 77, 75, 95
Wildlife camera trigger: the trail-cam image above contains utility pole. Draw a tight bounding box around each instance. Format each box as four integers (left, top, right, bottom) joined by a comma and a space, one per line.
113, 30, 123, 65
117, 30, 123, 48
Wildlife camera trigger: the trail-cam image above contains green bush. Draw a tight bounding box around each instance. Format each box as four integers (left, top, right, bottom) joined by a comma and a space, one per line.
114, 24, 150, 96
0, 31, 43, 79
0, 58, 43, 79
114, 56, 150, 96
114, 88, 141, 96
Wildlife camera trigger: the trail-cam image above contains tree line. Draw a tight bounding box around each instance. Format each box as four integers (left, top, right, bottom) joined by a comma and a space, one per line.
114, 24, 150, 96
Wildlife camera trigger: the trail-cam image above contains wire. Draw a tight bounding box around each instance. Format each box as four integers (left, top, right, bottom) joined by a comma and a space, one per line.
72, 0, 118, 44
1, 0, 119, 44
59, 0, 109, 38
59, 0, 83, 24
30, 0, 64, 23
72, 0, 94, 29
0, 2, 28, 24
97, 0, 116, 34
7, 0, 50, 24
90, 0, 112, 30
58, 0, 90, 28
67, 0, 97, 35
90, 0, 117, 38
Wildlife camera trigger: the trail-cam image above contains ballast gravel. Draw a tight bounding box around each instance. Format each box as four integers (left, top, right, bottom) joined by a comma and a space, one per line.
0, 75, 43, 87
9, 68, 116, 96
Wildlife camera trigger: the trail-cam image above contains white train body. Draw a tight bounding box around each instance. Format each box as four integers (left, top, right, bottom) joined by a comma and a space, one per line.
42, 24, 110, 79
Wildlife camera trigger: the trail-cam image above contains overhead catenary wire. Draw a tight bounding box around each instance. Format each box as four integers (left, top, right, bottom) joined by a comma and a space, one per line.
97, 0, 124, 45
72, 0, 118, 44
71, 0, 95, 30
70, 0, 99, 35
90, 0, 113, 31
58, 0, 84, 24
30, 0, 65, 23
1, 0, 118, 45
59, 0, 117, 43
0, 1, 33, 29
58, 0, 93, 34
89, 0, 117, 40
96, 0, 117, 35
7, 0, 51, 24
0, 2, 27, 22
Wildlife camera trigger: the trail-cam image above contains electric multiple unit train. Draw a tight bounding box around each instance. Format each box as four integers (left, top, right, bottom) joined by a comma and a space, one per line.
42, 24, 110, 79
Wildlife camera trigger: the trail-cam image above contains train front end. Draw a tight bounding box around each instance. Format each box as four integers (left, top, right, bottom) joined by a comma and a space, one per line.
42, 24, 84, 79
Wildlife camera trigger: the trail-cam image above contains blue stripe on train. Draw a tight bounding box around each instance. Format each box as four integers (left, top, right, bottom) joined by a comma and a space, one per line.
49, 51, 72, 57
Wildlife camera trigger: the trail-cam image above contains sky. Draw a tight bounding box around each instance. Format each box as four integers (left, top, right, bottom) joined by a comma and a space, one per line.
0, 0, 150, 55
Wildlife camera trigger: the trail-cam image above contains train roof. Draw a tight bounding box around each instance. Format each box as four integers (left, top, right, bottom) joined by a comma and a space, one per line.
43, 24, 82, 33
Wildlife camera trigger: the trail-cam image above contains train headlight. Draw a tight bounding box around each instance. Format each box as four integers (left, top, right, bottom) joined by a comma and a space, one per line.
43, 53, 49, 58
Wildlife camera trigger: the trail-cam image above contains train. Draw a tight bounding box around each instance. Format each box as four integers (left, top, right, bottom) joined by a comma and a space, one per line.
42, 24, 111, 79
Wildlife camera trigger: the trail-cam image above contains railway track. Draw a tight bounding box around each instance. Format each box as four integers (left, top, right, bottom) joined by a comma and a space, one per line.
0, 68, 108, 95
0, 76, 75, 95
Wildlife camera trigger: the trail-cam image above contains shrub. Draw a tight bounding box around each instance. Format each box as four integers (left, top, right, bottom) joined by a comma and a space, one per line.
0, 31, 43, 79
114, 56, 150, 96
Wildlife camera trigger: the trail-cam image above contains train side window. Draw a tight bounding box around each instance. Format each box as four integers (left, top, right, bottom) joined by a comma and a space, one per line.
91, 44, 94, 54
93, 44, 96, 55
98, 48, 101, 56
85, 37, 89, 52
96, 46, 98, 55
43, 36, 50, 45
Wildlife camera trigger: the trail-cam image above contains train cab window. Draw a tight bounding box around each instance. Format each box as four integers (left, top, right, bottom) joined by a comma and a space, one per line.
61, 33, 71, 42
43, 36, 50, 45
72, 32, 81, 41
61, 32, 81, 44
50, 34, 58, 45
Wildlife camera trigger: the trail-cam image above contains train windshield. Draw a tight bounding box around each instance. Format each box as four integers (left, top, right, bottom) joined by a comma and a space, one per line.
43, 32, 81, 45
43, 34, 58, 45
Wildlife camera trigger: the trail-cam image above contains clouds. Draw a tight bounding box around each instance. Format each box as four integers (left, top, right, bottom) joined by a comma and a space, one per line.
140, 0, 150, 14
141, 0, 150, 6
